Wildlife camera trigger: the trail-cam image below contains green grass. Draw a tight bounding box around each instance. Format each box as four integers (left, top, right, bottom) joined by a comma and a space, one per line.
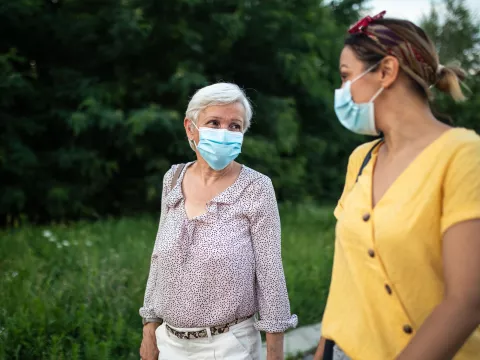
0, 204, 335, 360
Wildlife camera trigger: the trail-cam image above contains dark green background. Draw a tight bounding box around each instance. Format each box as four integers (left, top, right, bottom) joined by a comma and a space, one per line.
1, 0, 478, 224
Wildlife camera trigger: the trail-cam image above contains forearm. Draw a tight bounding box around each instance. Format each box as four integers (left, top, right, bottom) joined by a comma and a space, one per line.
396, 299, 480, 360
266, 332, 284, 360
313, 336, 326, 360
143, 322, 162, 333
142, 321, 162, 341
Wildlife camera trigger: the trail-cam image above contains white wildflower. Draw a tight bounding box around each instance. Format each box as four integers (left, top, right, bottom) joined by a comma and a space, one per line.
85, 240, 93, 247
62, 240, 70, 247
43, 230, 52, 238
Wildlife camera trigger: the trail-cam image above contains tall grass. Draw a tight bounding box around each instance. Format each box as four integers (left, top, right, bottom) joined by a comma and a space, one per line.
0, 205, 335, 359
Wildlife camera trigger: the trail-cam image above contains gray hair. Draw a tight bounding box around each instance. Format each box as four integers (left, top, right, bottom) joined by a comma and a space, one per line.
185, 82, 253, 132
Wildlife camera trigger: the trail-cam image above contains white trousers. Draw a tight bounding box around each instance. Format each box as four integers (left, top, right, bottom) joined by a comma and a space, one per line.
155, 317, 262, 360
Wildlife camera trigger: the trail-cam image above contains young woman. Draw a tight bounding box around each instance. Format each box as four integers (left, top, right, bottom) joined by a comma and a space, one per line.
314, 11, 480, 360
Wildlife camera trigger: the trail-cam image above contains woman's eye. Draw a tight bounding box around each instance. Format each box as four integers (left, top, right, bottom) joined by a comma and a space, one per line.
231, 124, 242, 130
208, 120, 219, 127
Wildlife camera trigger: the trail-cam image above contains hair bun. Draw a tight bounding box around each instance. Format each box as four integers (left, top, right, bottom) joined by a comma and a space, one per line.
434, 64, 467, 102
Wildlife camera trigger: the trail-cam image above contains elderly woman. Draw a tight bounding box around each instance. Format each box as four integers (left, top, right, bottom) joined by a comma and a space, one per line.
139, 82, 297, 360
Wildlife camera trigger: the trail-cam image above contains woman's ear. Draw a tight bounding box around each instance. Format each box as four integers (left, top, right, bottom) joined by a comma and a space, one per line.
184, 118, 195, 140
379, 55, 400, 89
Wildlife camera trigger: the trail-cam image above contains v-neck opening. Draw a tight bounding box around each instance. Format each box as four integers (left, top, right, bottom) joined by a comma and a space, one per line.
181, 163, 246, 221
369, 128, 456, 210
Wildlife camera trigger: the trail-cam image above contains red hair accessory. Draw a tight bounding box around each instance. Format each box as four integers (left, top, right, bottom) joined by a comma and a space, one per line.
348, 11, 386, 34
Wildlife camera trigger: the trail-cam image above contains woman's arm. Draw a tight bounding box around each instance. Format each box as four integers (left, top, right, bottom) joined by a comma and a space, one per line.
140, 322, 162, 360
139, 169, 174, 359
396, 219, 480, 360
139, 169, 171, 322
266, 333, 284, 360
248, 176, 298, 356
313, 336, 326, 360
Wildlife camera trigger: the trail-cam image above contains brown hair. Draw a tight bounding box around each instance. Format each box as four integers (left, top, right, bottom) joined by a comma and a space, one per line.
345, 18, 467, 102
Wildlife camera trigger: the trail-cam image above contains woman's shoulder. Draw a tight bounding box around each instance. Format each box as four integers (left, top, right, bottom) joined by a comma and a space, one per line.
241, 165, 273, 188
348, 139, 382, 164
441, 128, 480, 170
444, 127, 480, 149
162, 165, 175, 185
162, 162, 192, 188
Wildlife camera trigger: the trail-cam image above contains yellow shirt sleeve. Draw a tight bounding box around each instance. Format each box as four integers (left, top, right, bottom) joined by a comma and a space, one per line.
441, 138, 480, 234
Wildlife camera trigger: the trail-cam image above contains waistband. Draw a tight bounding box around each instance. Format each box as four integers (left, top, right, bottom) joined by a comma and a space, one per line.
165, 315, 254, 340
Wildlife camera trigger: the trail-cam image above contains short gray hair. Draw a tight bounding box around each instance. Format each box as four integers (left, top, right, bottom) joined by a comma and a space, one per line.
185, 82, 253, 132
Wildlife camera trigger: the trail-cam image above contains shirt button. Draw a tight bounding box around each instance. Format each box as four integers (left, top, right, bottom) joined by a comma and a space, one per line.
368, 249, 375, 258
403, 325, 413, 334
385, 284, 392, 295
362, 213, 371, 222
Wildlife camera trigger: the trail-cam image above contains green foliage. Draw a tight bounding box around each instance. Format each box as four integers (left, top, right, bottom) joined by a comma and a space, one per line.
0, 0, 478, 222
0, 0, 366, 222
0, 205, 335, 359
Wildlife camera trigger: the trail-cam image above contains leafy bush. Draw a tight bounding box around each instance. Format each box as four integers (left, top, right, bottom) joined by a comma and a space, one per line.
0, 205, 335, 359
0, 0, 364, 223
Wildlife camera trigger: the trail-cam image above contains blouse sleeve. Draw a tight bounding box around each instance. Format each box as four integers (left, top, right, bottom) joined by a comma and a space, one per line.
441, 139, 480, 234
248, 176, 298, 333
139, 168, 173, 322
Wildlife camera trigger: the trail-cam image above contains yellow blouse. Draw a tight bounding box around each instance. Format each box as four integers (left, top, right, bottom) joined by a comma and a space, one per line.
322, 128, 480, 360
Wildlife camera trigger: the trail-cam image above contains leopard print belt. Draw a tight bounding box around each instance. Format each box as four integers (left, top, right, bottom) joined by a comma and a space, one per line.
165, 315, 252, 340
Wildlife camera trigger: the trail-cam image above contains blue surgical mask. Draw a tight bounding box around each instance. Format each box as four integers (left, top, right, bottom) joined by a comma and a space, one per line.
190, 122, 243, 171
334, 64, 384, 136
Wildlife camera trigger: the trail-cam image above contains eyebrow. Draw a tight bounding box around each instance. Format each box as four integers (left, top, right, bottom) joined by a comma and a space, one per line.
206, 116, 243, 123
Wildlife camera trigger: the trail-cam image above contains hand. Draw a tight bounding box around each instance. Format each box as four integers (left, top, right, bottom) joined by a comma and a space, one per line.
140, 322, 160, 360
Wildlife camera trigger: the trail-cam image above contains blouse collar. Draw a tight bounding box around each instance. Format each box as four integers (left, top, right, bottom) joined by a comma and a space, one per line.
165, 163, 253, 209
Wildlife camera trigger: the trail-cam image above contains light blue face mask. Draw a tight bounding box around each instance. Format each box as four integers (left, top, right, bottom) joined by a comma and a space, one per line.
334, 64, 384, 136
191, 122, 243, 171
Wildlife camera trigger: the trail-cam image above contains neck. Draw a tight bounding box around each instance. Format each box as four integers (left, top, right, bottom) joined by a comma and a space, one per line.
192, 157, 235, 185
377, 96, 449, 155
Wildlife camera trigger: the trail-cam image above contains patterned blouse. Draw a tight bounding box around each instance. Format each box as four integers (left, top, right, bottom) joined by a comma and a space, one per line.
139, 162, 297, 333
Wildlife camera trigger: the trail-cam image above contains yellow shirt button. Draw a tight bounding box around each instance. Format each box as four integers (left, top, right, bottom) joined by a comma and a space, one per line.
362, 213, 371, 221
403, 325, 413, 334
385, 284, 392, 295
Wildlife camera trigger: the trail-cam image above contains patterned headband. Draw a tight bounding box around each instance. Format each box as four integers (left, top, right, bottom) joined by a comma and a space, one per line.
348, 11, 437, 91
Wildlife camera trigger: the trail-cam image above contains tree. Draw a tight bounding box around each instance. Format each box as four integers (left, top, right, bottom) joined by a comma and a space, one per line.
0, 0, 366, 224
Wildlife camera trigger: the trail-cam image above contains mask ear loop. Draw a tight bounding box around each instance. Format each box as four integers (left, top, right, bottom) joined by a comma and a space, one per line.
351, 60, 384, 103
369, 87, 384, 103
188, 119, 199, 150
352, 61, 382, 83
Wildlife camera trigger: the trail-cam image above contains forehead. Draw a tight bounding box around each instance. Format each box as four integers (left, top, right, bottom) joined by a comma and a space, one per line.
339, 46, 363, 71
200, 103, 245, 122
